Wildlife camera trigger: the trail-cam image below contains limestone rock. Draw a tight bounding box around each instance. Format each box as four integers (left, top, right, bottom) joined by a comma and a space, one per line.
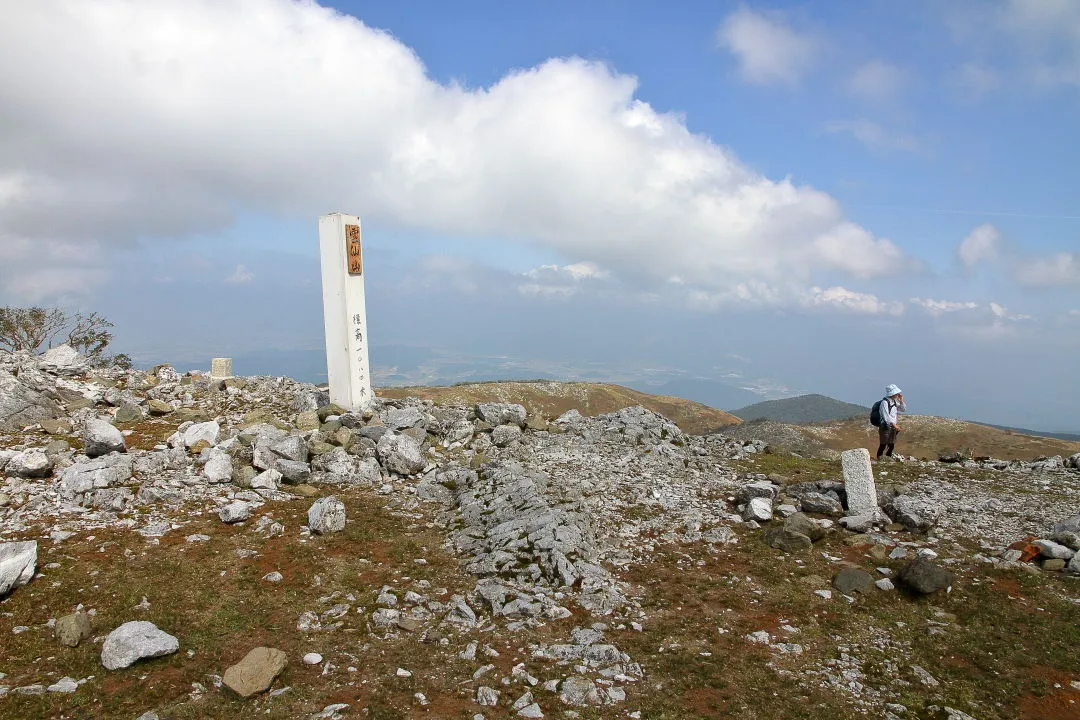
743, 496, 773, 522
382, 406, 427, 431
38, 344, 88, 376
0, 541, 37, 596
100, 621, 179, 670
799, 491, 844, 515
201, 449, 234, 483
274, 459, 311, 483
7, 448, 53, 478
219, 501, 254, 524
376, 431, 426, 475
182, 421, 221, 449
147, 399, 174, 416
223, 647, 288, 698
0, 369, 58, 431
896, 558, 955, 594
559, 676, 601, 706
832, 568, 875, 595
784, 513, 825, 542
59, 453, 134, 496
476, 402, 527, 427
250, 468, 282, 491
55, 611, 93, 647
308, 496, 346, 535
763, 527, 812, 553
83, 419, 127, 458
114, 403, 144, 424
492, 424, 523, 447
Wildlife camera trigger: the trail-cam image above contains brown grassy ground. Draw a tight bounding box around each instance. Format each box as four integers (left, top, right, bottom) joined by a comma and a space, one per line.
801, 415, 1080, 462
377, 381, 742, 435
4, 470, 1080, 719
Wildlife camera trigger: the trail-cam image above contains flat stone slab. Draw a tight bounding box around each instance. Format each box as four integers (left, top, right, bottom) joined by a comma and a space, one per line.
223, 646, 287, 698
0, 540, 37, 596
101, 621, 179, 670
841, 448, 877, 516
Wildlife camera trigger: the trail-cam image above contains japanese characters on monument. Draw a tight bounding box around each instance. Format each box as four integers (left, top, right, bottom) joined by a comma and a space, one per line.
318, 213, 374, 411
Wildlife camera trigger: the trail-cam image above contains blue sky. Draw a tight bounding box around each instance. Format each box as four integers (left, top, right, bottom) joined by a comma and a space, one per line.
1, 0, 1078, 430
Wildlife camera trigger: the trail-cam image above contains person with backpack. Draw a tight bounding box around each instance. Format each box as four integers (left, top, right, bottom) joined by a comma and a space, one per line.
870, 384, 907, 460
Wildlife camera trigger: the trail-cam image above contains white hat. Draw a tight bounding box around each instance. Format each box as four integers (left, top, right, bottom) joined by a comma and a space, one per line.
885, 384, 902, 397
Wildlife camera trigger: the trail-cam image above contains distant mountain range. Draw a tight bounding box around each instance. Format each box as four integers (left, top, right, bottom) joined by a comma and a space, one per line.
732, 394, 869, 424
730, 393, 1080, 442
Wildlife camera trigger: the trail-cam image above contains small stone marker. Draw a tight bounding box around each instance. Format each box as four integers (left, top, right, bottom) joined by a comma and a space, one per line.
210, 357, 233, 380
318, 213, 373, 412
840, 448, 878, 516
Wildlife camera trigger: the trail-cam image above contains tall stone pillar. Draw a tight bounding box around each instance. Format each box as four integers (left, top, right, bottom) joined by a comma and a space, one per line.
318, 213, 373, 411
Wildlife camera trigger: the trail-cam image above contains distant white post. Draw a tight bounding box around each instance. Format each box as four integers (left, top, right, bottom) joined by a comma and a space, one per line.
318, 213, 373, 411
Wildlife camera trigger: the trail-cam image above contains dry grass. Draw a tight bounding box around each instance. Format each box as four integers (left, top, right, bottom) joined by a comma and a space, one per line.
801, 415, 1080, 462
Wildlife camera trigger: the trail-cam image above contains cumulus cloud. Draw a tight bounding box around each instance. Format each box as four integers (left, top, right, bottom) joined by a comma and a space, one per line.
910, 298, 980, 316
958, 223, 1002, 268
716, 7, 819, 85
1017, 252, 1079, 286
519, 262, 611, 299
0, 0, 909, 305
848, 60, 907, 103
823, 120, 923, 153
801, 286, 904, 316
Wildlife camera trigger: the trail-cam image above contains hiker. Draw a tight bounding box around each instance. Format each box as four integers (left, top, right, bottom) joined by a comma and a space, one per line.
873, 384, 907, 460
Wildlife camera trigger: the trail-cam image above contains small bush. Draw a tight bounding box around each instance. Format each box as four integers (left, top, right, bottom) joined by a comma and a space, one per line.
0, 306, 128, 367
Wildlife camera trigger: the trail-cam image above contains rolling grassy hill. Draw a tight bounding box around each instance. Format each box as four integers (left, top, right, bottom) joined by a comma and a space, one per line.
377, 380, 742, 435
800, 414, 1080, 462
732, 394, 869, 423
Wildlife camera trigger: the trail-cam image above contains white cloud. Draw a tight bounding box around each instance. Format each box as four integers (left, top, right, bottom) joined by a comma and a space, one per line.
226, 264, 254, 284
848, 60, 906, 103
1017, 252, 1079, 286
0, 0, 908, 303
989, 302, 1032, 321
823, 120, 923, 153
716, 7, 818, 85
910, 298, 980, 316
801, 286, 904, 316
958, 223, 1001, 268
519, 262, 610, 299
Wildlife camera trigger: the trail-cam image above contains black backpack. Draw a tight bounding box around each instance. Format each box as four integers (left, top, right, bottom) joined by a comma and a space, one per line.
870, 400, 884, 427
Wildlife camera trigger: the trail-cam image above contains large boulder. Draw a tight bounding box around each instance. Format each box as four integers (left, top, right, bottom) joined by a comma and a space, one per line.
308, 496, 346, 535
83, 419, 127, 458
381, 407, 427, 431
54, 611, 93, 647
376, 431, 425, 475
38, 344, 88, 376
0, 369, 58, 431
476, 402, 527, 427
101, 621, 179, 670
59, 454, 134, 496
223, 647, 288, 698
0, 541, 37, 596
7, 448, 53, 478
896, 559, 955, 594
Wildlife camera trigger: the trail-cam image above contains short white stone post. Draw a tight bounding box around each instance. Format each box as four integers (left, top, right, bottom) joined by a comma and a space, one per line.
210, 358, 233, 381
318, 213, 374, 411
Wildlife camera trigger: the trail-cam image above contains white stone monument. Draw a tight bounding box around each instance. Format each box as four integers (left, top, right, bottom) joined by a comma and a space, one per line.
210, 358, 233, 381
840, 448, 878, 517
318, 212, 373, 411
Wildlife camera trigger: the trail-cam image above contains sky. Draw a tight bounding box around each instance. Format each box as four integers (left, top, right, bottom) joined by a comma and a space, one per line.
1, 0, 1079, 430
